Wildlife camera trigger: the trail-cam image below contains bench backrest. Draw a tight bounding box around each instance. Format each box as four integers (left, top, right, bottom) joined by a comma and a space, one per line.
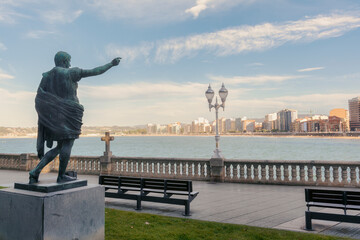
99, 175, 192, 193
143, 178, 192, 193
99, 175, 119, 186
120, 177, 142, 189
305, 188, 360, 206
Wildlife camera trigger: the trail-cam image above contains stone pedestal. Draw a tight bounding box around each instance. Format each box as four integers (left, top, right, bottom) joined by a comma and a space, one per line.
210, 157, 225, 182
100, 152, 112, 175
0, 183, 104, 240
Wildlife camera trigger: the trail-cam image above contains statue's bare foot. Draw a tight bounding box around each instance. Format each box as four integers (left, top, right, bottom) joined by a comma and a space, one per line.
29, 171, 39, 184
57, 174, 77, 183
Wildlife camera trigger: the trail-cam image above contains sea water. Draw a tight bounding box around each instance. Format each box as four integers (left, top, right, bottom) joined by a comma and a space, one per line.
1, 136, 360, 161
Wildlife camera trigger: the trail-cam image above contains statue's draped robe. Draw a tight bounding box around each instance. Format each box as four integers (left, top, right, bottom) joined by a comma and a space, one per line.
36, 67, 84, 158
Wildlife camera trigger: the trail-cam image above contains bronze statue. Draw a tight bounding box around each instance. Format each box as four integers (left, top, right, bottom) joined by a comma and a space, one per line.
29, 51, 121, 183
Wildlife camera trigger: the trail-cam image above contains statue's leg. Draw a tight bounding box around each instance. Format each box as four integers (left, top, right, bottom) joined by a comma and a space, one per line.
57, 139, 76, 183
29, 142, 62, 184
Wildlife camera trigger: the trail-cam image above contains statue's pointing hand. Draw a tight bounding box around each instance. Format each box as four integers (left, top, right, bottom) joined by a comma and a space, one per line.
112, 57, 121, 66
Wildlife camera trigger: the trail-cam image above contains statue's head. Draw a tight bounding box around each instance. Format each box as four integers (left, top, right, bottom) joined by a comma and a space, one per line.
54, 51, 71, 68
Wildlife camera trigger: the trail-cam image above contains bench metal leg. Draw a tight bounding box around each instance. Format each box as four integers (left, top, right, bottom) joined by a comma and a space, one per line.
183, 202, 191, 216
135, 197, 142, 210
305, 211, 312, 230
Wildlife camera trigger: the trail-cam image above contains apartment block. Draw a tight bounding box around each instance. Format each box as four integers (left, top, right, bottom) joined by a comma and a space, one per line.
263, 113, 277, 131
329, 108, 349, 132
348, 97, 360, 131
277, 109, 298, 131
225, 118, 236, 132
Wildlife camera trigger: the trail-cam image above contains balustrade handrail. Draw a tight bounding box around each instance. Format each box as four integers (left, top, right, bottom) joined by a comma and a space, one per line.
225, 159, 360, 165
111, 156, 210, 162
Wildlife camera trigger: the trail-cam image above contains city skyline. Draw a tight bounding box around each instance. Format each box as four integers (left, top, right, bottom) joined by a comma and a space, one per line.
1, 1, 360, 127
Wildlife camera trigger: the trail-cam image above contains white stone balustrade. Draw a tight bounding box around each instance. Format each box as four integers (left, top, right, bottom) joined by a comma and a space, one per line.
1, 153, 360, 186
224, 160, 360, 187
109, 157, 210, 180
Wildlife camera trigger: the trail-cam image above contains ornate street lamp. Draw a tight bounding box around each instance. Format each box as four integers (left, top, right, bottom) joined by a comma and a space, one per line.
205, 83, 228, 159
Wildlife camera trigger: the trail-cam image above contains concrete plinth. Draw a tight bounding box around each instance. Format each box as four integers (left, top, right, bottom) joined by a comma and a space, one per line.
0, 184, 104, 240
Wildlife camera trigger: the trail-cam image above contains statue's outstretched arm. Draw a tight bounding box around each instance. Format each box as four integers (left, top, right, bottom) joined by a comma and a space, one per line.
81, 57, 121, 78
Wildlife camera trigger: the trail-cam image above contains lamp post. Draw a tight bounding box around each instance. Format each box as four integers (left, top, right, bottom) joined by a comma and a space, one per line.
205, 83, 228, 162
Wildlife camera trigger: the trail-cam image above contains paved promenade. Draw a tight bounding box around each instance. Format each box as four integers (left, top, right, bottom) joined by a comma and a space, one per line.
1, 169, 359, 239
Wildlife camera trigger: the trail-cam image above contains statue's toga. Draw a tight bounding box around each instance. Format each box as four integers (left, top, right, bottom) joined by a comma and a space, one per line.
29, 51, 121, 183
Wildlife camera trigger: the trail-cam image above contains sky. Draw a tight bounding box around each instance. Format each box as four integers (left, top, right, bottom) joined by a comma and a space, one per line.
1, 0, 360, 127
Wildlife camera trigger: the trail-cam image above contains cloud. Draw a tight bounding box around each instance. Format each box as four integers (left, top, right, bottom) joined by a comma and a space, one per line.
186, 0, 212, 18
78, 81, 210, 126
79, 82, 208, 100
0, 42, 6, 51
0, 87, 36, 127
40, 9, 83, 24
107, 12, 360, 63
209, 74, 303, 85
297, 67, 325, 72
247, 62, 264, 67
0, 69, 14, 80
0, 1, 82, 24
25, 30, 57, 39
106, 43, 154, 63
0, 1, 29, 24
87, 0, 194, 23
185, 0, 254, 19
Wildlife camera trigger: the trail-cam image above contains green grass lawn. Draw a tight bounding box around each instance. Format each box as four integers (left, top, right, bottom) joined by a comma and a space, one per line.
0, 186, 6, 189
105, 208, 352, 240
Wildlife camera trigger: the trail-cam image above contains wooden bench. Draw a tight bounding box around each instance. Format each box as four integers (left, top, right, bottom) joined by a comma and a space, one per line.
99, 175, 199, 216
305, 188, 360, 230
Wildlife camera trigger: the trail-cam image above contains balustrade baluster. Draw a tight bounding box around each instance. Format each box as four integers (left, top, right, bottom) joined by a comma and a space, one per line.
204, 163, 208, 177
265, 165, 269, 180
257, 165, 262, 180
236, 164, 241, 179
280, 165, 285, 181
346, 167, 351, 184
275, 165, 280, 181
350, 166, 357, 184
243, 164, 248, 179
338, 166, 343, 183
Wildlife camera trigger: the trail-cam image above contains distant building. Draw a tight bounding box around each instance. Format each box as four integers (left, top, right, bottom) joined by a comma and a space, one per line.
147, 123, 157, 134
241, 119, 255, 132
183, 124, 192, 134
330, 108, 348, 119
277, 109, 298, 131
255, 122, 262, 131
219, 117, 226, 133
225, 118, 235, 132
191, 117, 209, 133
235, 118, 242, 132
263, 113, 277, 131
329, 108, 349, 132
309, 115, 329, 132
235, 117, 247, 132
348, 97, 360, 131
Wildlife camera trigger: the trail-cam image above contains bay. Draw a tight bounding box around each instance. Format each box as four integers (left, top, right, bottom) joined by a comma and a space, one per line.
1, 136, 360, 161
